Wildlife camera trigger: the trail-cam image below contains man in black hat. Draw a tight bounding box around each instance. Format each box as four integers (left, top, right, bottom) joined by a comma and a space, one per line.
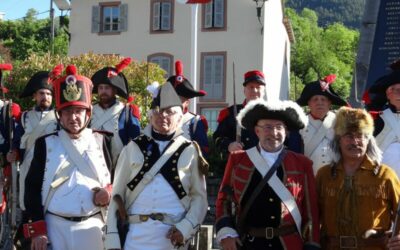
104, 82, 208, 250
169, 60, 209, 156
368, 60, 400, 177
23, 65, 113, 250
294, 74, 347, 174
90, 58, 140, 165
213, 70, 266, 156
14, 70, 58, 211
215, 99, 320, 250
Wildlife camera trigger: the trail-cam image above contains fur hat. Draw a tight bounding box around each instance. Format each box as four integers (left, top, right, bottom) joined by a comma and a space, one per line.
237, 99, 307, 131
334, 107, 374, 137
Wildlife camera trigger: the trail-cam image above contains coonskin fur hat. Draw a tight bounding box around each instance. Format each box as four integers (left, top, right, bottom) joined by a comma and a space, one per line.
334, 107, 374, 137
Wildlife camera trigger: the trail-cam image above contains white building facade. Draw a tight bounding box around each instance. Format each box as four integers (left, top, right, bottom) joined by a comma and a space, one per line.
69, 0, 293, 131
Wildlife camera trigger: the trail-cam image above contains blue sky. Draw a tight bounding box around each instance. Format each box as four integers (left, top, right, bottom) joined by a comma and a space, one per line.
0, 0, 64, 20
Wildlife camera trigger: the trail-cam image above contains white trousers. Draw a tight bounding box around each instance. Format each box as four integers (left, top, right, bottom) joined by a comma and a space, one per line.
45, 213, 104, 250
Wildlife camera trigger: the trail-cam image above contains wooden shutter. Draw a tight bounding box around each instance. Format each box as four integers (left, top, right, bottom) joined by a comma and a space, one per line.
204, 2, 212, 28
152, 2, 161, 31
161, 2, 171, 31
119, 4, 128, 32
91, 5, 100, 33
214, 0, 224, 28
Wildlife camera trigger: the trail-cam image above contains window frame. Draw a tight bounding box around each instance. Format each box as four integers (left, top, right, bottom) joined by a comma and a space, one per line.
99, 1, 122, 35
148, 53, 174, 77
150, 0, 174, 34
198, 103, 228, 132
200, 51, 227, 103
201, 0, 227, 32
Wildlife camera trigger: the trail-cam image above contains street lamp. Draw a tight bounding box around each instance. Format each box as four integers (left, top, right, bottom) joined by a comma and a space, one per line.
252, 0, 267, 34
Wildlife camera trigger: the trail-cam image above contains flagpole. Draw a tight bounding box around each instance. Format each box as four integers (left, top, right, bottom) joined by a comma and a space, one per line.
190, 4, 198, 113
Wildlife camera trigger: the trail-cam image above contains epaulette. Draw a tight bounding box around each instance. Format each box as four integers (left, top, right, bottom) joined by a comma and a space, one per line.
199, 115, 209, 131
217, 108, 230, 123
129, 103, 141, 120
192, 141, 209, 175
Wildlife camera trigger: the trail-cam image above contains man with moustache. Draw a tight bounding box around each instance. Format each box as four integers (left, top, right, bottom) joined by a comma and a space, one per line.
91, 58, 140, 166
316, 107, 400, 249
14, 70, 58, 211
295, 74, 347, 174
213, 70, 266, 155
104, 82, 208, 250
367, 60, 400, 177
22, 65, 113, 250
216, 99, 320, 250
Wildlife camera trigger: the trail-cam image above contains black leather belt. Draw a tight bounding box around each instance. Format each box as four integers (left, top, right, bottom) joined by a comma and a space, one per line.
47, 211, 101, 222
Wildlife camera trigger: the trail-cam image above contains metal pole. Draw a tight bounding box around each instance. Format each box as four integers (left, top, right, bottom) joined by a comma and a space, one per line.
190, 4, 198, 113
50, 0, 55, 54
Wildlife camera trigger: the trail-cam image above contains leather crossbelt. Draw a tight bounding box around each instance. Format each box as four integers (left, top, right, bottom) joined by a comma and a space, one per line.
325, 235, 387, 248
47, 211, 101, 222
129, 213, 180, 225
247, 224, 297, 239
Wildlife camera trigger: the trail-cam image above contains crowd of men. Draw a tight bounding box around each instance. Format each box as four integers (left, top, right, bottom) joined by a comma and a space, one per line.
0, 58, 400, 250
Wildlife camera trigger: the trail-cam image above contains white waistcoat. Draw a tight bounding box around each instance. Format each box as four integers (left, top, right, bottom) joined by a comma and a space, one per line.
300, 112, 335, 174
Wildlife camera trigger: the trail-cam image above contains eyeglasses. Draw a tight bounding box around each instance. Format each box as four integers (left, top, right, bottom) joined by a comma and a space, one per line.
341, 133, 367, 142
256, 124, 286, 132
388, 87, 400, 95
153, 109, 178, 117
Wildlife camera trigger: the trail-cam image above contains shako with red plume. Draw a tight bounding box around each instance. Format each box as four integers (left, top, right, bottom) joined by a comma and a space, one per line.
167, 60, 207, 99
91, 57, 131, 99
296, 74, 347, 106
52, 64, 93, 111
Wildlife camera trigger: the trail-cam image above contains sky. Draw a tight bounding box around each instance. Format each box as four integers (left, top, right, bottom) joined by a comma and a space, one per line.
0, 0, 65, 20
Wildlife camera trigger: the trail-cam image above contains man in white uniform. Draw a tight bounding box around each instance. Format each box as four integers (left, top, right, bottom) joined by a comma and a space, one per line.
295, 74, 347, 174
105, 82, 208, 250
22, 65, 113, 250
369, 60, 400, 176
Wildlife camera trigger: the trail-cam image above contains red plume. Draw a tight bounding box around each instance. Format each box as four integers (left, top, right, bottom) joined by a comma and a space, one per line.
116, 57, 132, 73
66, 65, 77, 75
175, 60, 183, 76
50, 64, 64, 79
323, 74, 336, 84
390, 59, 400, 71
0, 64, 12, 71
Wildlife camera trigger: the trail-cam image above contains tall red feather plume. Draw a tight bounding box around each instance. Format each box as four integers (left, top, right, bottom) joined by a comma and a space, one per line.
175, 60, 183, 76
50, 64, 64, 79
0, 64, 13, 71
116, 57, 132, 73
66, 65, 77, 75
390, 60, 400, 71
323, 74, 336, 84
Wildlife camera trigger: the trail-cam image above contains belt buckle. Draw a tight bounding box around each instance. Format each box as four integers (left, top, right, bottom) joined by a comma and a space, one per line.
150, 213, 164, 221
139, 215, 149, 222
339, 236, 357, 248
265, 227, 274, 239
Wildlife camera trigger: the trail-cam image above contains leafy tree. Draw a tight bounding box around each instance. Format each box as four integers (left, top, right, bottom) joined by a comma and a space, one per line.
4, 52, 166, 126
0, 9, 69, 61
286, 8, 359, 102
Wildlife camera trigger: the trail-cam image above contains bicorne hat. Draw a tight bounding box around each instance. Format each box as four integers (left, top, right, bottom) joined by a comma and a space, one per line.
237, 99, 307, 131
168, 60, 206, 99
91, 58, 131, 99
369, 60, 400, 95
51, 64, 93, 112
243, 70, 266, 86
148, 81, 182, 111
296, 74, 347, 106
20, 71, 52, 98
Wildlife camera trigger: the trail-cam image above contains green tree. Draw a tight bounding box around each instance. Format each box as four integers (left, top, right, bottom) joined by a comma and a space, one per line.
0, 9, 69, 61
286, 8, 359, 101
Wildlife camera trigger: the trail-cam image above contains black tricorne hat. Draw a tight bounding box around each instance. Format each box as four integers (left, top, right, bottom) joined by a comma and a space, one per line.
369, 60, 400, 95
296, 74, 347, 106
20, 71, 52, 98
91, 58, 131, 99
237, 99, 308, 131
168, 60, 206, 99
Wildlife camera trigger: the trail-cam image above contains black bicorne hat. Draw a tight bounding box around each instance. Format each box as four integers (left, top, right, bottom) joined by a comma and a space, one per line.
20, 71, 52, 98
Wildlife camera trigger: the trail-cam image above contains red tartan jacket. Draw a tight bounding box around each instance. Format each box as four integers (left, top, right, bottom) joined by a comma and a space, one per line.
215, 148, 320, 249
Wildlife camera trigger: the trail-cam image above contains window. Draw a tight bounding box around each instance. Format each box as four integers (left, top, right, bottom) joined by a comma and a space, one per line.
200, 107, 225, 132
202, 0, 226, 30
92, 2, 128, 34
151, 0, 174, 33
200, 52, 226, 102
148, 53, 174, 77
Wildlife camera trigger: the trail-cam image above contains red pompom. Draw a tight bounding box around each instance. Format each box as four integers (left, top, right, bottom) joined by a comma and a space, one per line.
323, 74, 336, 84
11, 103, 21, 122
50, 64, 64, 79
66, 65, 77, 75
0, 64, 12, 71
175, 60, 183, 77
116, 57, 132, 73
